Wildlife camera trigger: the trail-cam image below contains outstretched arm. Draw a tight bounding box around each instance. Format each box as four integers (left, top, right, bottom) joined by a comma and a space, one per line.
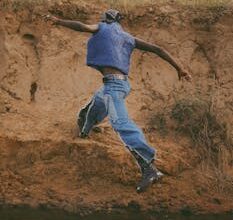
44, 15, 99, 33
135, 37, 191, 81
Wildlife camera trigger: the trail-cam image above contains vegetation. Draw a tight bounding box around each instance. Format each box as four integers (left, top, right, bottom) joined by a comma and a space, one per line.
104, 0, 232, 7
149, 97, 233, 192
1, 0, 232, 10
171, 99, 231, 165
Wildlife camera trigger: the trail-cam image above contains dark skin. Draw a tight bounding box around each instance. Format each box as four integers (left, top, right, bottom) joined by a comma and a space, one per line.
43, 15, 192, 81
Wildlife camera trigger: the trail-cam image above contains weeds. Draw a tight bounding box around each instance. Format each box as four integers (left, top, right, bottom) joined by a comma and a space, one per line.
171, 99, 231, 150
148, 112, 167, 136
103, 0, 232, 8
149, 97, 233, 191
171, 99, 232, 172
1, 0, 232, 12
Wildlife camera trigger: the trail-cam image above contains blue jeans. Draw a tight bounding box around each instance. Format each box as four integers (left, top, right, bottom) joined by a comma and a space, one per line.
79, 75, 155, 163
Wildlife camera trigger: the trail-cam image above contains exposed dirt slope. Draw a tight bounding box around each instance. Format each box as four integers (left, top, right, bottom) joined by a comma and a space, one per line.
0, 0, 233, 214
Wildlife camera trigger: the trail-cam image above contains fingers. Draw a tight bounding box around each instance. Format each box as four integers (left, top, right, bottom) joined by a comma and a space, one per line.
178, 71, 192, 82
184, 73, 192, 82
178, 71, 184, 81
42, 14, 58, 24
42, 14, 51, 21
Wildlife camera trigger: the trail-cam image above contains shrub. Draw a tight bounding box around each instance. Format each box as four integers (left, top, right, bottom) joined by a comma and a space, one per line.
149, 98, 232, 179
171, 99, 232, 168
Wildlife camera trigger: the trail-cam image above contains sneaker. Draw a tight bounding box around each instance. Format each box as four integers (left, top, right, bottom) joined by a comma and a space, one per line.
77, 109, 87, 133
77, 115, 88, 138
77, 102, 91, 138
136, 164, 163, 193
79, 131, 88, 138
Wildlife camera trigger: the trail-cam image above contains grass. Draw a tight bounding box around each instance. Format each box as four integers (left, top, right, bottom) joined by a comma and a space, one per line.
149, 97, 233, 192
176, 99, 231, 157
148, 112, 167, 136
103, 0, 232, 7
171, 99, 228, 147
1, 0, 232, 10
170, 99, 232, 163
1, 0, 231, 20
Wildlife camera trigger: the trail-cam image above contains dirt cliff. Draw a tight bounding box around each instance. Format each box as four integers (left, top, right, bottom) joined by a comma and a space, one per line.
0, 0, 233, 215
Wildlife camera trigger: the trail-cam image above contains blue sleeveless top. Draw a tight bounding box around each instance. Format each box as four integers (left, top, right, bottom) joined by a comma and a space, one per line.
86, 22, 135, 75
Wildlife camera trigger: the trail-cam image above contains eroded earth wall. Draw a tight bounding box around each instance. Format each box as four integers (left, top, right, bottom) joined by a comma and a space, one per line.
0, 1, 233, 214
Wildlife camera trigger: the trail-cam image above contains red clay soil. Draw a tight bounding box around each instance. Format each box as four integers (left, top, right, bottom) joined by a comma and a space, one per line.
0, 0, 233, 215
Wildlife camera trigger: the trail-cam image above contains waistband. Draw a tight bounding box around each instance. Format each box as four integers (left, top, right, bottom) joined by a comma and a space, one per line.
103, 74, 128, 83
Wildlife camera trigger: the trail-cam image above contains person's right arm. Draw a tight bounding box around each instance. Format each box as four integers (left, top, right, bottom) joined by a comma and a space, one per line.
44, 15, 99, 33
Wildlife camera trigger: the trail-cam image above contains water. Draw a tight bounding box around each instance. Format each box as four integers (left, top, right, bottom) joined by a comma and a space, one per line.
0, 206, 232, 220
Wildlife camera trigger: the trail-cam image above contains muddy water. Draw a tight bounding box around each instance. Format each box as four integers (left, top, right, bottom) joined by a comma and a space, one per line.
0, 207, 232, 220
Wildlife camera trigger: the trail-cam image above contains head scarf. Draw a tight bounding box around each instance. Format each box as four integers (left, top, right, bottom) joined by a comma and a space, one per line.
101, 9, 123, 24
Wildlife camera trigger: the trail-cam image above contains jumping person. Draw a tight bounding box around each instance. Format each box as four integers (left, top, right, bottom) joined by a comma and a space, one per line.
44, 9, 191, 193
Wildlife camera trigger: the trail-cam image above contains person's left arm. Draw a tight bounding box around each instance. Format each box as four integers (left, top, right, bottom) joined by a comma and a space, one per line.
135, 37, 191, 81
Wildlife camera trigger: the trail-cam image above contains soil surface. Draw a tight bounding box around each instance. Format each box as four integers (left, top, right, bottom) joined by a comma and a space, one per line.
0, 0, 233, 215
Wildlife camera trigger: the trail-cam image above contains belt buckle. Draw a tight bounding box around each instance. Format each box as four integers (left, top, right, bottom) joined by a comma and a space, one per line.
117, 75, 127, 80
103, 74, 127, 83
118, 75, 123, 80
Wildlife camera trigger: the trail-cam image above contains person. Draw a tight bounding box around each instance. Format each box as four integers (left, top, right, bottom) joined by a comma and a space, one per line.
44, 9, 191, 193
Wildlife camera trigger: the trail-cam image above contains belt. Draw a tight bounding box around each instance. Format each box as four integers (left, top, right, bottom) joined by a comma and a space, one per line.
103, 74, 128, 83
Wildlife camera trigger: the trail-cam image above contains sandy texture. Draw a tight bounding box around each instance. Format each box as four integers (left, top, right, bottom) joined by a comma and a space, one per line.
0, 0, 233, 214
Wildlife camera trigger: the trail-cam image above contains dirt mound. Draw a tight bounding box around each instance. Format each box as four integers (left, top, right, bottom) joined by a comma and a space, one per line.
0, 0, 233, 214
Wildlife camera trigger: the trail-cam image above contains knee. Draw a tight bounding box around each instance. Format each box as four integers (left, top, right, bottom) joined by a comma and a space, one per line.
110, 118, 128, 132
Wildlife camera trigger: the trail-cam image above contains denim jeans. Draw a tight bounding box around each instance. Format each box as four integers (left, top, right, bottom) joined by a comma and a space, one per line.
79, 75, 155, 163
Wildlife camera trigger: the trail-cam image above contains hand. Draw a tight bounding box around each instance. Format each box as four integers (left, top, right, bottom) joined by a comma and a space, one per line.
178, 69, 192, 81
42, 14, 60, 24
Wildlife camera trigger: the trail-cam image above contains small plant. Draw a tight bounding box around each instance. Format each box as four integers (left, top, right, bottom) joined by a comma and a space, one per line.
149, 97, 232, 191
171, 98, 232, 174
149, 112, 167, 136
103, 0, 232, 8
177, 0, 231, 6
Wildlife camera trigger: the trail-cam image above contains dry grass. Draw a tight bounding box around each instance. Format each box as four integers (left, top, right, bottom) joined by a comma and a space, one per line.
149, 97, 233, 192
1, 0, 232, 10
103, 0, 232, 7
170, 99, 232, 168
